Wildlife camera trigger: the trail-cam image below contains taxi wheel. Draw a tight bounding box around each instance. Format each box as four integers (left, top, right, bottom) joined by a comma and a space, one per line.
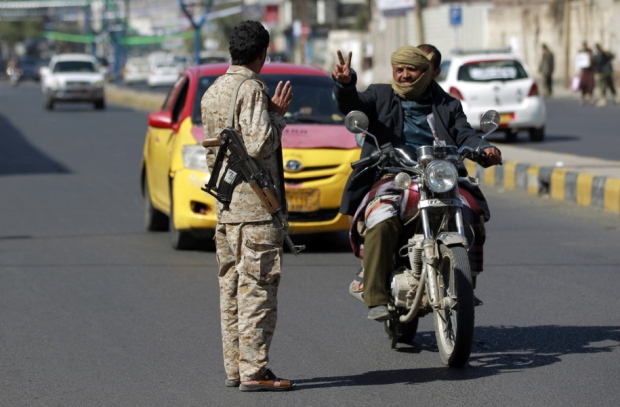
169, 184, 198, 250
144, 180, 168, 231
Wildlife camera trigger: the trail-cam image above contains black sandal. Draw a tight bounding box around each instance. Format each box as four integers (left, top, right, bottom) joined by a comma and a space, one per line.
349, 267, 365, 303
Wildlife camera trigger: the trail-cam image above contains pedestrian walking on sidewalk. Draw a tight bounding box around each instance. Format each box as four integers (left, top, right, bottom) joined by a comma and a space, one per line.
593, 43, 617, 106
538, 44, 555, 98
575, 41, 595, 106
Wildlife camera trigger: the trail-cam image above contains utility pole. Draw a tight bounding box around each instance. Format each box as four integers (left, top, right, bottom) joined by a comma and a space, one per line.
564, 0, 571, 87
179, 0, 214, 65
415, 0, 424, 44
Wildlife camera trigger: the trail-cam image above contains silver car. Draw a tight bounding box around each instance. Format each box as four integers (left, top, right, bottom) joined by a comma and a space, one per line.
437, 52, 547, 142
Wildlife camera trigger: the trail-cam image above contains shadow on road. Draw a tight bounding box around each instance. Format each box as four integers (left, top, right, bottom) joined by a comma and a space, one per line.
293, 325, 620, 389
191, 231, 352, 254
0, 111, 70, 176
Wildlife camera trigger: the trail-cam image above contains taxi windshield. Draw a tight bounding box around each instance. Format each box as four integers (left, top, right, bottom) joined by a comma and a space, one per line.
192, 74, 343, 125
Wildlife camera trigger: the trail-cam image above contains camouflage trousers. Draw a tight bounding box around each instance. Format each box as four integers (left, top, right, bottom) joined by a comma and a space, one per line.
214, 221, 284, 382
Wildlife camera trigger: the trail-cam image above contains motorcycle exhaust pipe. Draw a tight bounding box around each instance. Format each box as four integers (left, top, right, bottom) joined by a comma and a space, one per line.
399, 268, 428, 323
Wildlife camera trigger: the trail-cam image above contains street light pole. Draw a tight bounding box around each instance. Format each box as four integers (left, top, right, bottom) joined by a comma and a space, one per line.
179, 0, 214, 65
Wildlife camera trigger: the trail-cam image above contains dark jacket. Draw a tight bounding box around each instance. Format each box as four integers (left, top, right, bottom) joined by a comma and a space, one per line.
334, 74, 493, 221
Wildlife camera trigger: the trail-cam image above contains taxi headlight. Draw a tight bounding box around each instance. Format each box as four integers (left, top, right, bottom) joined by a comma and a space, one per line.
182, 145, 210, 172
94, 80, 104, 87
424, 160, 457, 193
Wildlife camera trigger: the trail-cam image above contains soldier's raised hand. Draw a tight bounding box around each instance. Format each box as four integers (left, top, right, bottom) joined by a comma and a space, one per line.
269, 80, 293, 116
332, 50, 353, 84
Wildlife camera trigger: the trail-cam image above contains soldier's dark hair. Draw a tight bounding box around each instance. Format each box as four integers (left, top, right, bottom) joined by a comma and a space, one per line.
229, 20, 270, 66
417, 43, 442, 70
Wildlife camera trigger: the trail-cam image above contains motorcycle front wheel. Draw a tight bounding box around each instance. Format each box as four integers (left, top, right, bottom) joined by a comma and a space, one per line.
433, 243, 474, 367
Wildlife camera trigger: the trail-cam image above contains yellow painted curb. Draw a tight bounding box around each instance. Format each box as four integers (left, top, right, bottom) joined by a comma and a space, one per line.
483, 165, 495, 186
550, 168, 567, 201
503, 161, 516, 190
576, 173, 594, 207
604, 178, 620, 213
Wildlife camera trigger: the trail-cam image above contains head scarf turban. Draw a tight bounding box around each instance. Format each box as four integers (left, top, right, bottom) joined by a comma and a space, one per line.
390, 46, 433, 101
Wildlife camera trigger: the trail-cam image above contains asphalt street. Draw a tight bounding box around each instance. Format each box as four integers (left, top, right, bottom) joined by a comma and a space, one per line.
0, 81, 619, 406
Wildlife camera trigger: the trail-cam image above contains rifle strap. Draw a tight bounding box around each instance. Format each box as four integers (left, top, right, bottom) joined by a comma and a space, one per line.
206, 76, 251, 192
226, 75, 252, 128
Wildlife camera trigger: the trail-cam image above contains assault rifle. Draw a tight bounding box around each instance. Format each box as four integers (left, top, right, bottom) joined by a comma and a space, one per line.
202, 129, 305, 256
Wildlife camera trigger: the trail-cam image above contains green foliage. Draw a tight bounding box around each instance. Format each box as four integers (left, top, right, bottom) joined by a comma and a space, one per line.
0, 20, 45, 45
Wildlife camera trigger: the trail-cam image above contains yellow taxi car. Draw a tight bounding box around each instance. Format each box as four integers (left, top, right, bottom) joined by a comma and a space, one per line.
141, 62, 361, 249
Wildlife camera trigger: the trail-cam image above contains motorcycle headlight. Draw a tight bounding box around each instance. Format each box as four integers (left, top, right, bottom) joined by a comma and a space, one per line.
182, 145, 210, 172
424, 160, 457, 193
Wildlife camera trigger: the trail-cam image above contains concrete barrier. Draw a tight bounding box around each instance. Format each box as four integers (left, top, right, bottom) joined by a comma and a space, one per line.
465, 151, 620, 214
105, 85, 165, 112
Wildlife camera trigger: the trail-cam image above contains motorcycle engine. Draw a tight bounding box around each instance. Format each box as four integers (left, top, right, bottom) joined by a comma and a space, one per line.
390, 271, 419, 308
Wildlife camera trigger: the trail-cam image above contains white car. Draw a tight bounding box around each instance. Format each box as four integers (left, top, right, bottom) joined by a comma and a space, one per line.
41, 53, 106, 110
437, 52, 546, 142
123, 56, 149, 84
147, 61, 181, 88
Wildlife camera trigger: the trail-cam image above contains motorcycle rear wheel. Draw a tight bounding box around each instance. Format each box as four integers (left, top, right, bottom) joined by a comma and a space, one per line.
433, 243, 474, 367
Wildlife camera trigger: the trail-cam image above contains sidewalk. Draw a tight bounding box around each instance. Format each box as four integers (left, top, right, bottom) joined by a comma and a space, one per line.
105, 84, 620, 214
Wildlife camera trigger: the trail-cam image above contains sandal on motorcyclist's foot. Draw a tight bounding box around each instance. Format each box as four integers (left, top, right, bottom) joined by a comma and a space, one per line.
350, 267, 364, 293
239, 369, 295, 392
368, 305, 390, 321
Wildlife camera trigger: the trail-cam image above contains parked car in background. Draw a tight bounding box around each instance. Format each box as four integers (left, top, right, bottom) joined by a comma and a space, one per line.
171, 54, 192, 70
147, 61, 181, 88
141, 62, 359, 249
123, 56, 149, 84
17, 55, 41, 81
198, 50, 229, 64
40, 53, 106, 110
437, 51, 546, 142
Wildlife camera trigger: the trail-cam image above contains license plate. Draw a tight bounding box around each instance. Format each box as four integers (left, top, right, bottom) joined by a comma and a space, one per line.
286, 189, 320, 212
499, 113, 513, 124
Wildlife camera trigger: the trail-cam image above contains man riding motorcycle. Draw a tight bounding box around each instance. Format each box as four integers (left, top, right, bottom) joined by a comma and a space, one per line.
332, 45, 503, 321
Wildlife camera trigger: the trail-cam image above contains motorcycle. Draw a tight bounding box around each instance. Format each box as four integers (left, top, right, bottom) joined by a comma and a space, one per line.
344, 109, 500, 367
7, 66, 22, 86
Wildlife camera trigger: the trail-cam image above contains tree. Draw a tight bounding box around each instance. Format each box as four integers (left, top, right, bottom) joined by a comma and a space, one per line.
0, 20, 45, 47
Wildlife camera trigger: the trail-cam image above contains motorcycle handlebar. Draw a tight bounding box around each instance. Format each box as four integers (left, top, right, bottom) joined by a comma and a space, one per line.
351, 150, 381, 170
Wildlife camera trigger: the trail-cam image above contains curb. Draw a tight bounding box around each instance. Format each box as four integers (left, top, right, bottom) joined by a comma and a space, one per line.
465, 160, 620, 214
105, 85, 165, 112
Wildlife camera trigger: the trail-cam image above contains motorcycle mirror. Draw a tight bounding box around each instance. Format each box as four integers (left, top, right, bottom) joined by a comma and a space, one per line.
344, 110, 369, 134
345, 110, 381, 150
480, 110, 500, 134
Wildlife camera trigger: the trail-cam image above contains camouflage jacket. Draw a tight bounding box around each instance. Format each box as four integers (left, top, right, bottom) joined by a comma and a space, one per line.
201, 65, 287, 223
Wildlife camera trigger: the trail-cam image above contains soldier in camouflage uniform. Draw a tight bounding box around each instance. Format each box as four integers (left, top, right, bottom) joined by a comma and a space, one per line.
200, 20, 294, 392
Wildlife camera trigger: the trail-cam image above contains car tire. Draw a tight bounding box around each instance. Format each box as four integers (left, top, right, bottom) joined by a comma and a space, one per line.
44, 96, 54, 110
529, 126, 545, 142
94, 98, 106, 110
169, 181, 198, 251
504, 130, 517, 142
144, 179, 168, 232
